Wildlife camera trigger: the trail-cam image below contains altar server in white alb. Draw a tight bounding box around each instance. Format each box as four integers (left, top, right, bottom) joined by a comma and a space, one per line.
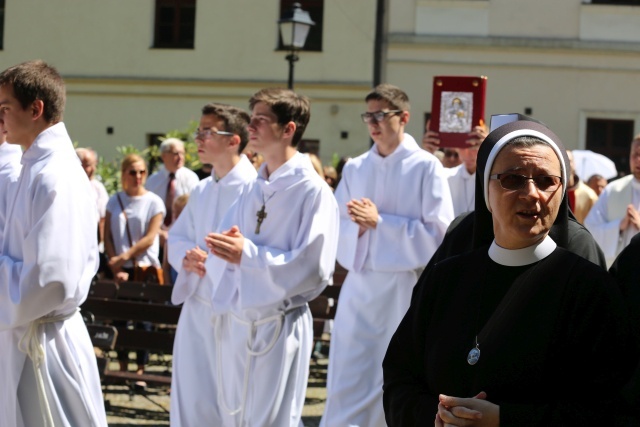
0, 60, 107, 427
168, 102, 257, 426
204, 88, 339, 427
320, 84, 454, 427
585, 135, 640, 266
0, 133, 21, 247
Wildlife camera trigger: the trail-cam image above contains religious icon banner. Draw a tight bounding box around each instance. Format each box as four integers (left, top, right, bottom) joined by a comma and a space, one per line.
429, 75, 488, 148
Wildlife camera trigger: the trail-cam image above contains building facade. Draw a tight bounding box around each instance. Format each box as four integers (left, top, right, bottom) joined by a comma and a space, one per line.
384, 0, 640, 174
0, 0, 376, 165
3, 1, 640, 174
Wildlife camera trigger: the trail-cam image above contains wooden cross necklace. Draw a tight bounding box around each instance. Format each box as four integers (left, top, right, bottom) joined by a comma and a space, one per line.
255, 192, 276, 234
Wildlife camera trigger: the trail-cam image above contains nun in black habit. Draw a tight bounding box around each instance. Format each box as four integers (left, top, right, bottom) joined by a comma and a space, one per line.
383, 120, 638, 426
609, 233, 640, 424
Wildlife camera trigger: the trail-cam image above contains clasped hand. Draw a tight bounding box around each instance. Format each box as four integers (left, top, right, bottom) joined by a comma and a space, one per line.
620, 204, 640, 232
347, 198, 378, 236
435, 392, 499, 427
181, 246, 208, 277
108, 254, 129, 283
205, 225, 244, 264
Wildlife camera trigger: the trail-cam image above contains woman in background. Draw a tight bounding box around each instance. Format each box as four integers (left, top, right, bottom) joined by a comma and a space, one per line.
104, 153, 165, 374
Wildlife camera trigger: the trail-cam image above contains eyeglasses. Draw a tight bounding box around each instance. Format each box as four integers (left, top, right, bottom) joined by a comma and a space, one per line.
128, 169, 147, 177
193, 129, 235, 140
360, 110, 402, 124
490, 173, 562, 192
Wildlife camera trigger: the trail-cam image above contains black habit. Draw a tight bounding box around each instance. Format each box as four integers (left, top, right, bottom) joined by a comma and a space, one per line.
384, 244, 635, 426
383, 119, 637, 426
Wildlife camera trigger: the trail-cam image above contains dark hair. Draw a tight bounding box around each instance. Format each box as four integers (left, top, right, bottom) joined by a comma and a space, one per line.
201, 103, 250, 153
0, 60, 65, 123
365, 83, 410, 111
249, 88, 310, 147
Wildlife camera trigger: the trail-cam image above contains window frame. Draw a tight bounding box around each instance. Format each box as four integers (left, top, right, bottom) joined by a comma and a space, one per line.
584, 117, 635, 176
0, 0, 5, 50
152, 0, 197, 50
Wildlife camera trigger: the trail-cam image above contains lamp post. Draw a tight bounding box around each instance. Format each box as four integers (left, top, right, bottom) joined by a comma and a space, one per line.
278, 3, 315, 90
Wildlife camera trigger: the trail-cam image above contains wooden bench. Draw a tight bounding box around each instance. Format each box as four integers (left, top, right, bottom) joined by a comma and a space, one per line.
308, 262, 347, 357
81, 280, 180, 389
86, 324, 118, 379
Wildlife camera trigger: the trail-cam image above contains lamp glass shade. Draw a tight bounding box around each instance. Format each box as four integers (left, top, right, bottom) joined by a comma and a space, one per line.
278, 3, 315, 50
291, 22, 311, 48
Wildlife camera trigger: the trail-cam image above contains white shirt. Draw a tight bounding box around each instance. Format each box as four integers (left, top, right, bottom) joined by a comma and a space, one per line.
585, 175, 640, 266
106, 191, 166, 267
168, 155, 257, 304
0, 142, 22, 248
90, 178, 109, 219
205, 152, 340, 316
146, 165, 199, 205
336, 133, 454, 273
198, 152, 339, 426
320, 133, 454, 427
166, 155, 257, 426
448, 164, 476, 217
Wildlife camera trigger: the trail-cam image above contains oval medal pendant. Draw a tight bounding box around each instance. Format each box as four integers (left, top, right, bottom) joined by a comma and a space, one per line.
467, 346, 480, 365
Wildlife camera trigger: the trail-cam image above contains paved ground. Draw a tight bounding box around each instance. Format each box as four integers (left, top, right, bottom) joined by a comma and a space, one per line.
105, 355, 328, 427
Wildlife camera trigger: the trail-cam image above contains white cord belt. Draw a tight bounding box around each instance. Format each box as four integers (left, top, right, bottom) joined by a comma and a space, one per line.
18, 308, 79, 427
214, 310, 287, 425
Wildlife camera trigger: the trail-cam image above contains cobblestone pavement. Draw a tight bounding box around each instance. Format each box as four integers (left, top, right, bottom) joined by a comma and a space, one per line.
105, 356, 327, 427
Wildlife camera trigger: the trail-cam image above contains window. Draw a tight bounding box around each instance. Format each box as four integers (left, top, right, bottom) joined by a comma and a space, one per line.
586, 118, 634, 175
278, 0, 324, 52
585, 0, 640, 5
0, 0, 5, 49
297, 139, 320, 155
153, 0, 196, 49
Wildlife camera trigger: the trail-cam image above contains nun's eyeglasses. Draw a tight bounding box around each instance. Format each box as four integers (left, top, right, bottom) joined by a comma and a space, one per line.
490, 173, 562, 192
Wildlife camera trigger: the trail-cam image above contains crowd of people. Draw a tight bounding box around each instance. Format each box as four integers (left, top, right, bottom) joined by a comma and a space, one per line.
1, 58, 640, 427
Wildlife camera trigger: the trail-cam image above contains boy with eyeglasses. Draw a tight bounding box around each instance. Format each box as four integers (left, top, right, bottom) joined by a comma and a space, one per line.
167, 102, 257, 426
320, 83, 454, 427
201, 88, 339, 426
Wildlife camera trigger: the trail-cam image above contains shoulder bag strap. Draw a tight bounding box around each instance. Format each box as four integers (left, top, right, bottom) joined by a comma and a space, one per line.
116, 193, 137, 269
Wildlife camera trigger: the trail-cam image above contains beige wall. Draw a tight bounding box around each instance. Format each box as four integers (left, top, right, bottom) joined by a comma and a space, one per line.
385, 0, 640, 150
8, 0, 640, 165
1, 0, 378, 166
63, 79, 373, 164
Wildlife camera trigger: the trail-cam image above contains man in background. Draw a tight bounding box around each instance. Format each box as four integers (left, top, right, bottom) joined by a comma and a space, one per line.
588, 173, 607, 196
146, 137, 199, 228
566, 150, 598, 224
76, 147, 109, 245
585, 135, 640, 266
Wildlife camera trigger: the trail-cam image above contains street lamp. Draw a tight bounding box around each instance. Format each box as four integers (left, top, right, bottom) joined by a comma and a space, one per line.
278, 2, 315, 90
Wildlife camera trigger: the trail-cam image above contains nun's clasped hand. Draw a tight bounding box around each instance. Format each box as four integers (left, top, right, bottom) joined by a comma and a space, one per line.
435, 392, 499, 427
